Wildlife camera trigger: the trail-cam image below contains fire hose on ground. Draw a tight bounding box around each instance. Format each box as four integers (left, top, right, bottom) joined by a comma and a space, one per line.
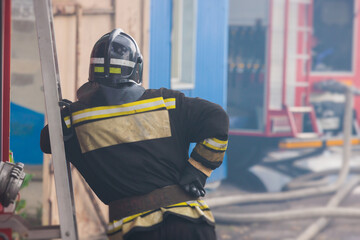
207, 87, 360, 240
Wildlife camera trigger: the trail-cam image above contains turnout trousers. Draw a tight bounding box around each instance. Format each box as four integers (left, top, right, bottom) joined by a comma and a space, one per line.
124, 214, 217, 240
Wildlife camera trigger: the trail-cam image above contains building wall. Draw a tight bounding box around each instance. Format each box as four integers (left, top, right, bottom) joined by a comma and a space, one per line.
52, 0, 150, 101
149, 0, 172, 89
149, 0, 229, 181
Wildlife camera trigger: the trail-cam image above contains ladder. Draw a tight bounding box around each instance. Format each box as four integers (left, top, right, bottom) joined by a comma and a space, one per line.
286, 105, 319, 139
33, 0, 79, 239
283, 0, 319, 139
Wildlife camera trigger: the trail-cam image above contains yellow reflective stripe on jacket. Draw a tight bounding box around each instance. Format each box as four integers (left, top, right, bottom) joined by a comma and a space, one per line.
73, 97, 164, 116
64, 116, 71, 128
71, 97, 176, 125
107, 200, 212, 235
71, 97, 164, 124
164, 98, 176, 109
193, 143, 225, 163
202, 138, 228, 151
169, 200, 209, 209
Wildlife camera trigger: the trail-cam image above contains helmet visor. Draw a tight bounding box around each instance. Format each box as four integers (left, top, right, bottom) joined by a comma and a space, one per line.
109, 35, 138, 77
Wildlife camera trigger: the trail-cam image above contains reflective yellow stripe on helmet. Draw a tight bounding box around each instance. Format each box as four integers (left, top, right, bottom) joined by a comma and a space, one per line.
109, 67, 121, 74
94, 66, 104, 73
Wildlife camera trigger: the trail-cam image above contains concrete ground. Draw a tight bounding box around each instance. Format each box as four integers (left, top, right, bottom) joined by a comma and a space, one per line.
210, 181, 360, 240
207, 147, 360, 240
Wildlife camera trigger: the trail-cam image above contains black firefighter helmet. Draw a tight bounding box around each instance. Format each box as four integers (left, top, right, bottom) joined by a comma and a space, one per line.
88, 29, 143, 86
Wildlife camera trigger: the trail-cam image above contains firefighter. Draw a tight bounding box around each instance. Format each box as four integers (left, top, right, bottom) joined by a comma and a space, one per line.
40, 29, 229, 240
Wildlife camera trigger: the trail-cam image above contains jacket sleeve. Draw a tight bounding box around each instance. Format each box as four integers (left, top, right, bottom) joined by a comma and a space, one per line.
180, 95, 229, 177
39, 108, 82, 164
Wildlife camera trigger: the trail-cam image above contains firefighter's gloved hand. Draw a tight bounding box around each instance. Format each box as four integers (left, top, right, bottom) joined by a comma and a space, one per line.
59, 99, 74, 142
179, 163, 207, 198
183, 181, 206, 198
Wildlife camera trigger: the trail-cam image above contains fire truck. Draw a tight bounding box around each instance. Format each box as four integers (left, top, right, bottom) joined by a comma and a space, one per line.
226, 0, 360, 176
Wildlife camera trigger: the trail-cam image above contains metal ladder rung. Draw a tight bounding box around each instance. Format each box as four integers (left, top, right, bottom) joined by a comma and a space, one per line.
297, 26, 312, 32
290, 0, 311, 4
293, 54, 310, 60
289, 106, 313, 113
296, 133, 319, 139
294, 82, 309, 87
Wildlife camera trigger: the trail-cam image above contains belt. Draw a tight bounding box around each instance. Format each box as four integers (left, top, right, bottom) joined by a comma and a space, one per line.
109, 185, 196, 222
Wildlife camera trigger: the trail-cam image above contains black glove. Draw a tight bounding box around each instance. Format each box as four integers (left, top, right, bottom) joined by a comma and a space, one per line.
179, 163, 207, 198
59, 99, 74, 141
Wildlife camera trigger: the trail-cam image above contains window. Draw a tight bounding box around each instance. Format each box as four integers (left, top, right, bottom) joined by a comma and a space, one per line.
171, 0, 197, 89
227, 0, 268, 131
311, 0, 354, 72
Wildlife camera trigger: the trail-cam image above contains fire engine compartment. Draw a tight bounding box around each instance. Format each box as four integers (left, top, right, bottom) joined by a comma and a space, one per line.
226, 0, 360, 172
